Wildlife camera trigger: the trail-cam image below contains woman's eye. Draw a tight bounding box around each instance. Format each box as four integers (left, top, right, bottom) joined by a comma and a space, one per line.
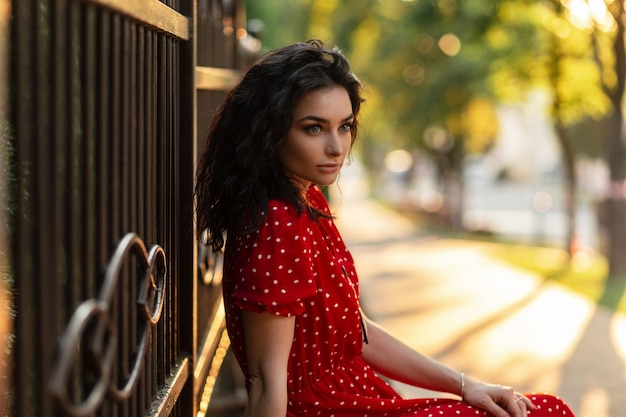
339, 123, 353, 133
305, 125, 322, 134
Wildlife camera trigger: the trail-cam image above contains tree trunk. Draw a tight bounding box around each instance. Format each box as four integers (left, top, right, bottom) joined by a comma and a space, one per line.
605, 1, 626, 285
605, 108, 626, 285
443, 140, 465, 231
554, 124, 577, 257
548, 4, 577, 258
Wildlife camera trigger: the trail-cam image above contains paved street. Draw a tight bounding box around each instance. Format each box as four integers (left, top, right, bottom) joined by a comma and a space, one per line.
332, 168, 626, 417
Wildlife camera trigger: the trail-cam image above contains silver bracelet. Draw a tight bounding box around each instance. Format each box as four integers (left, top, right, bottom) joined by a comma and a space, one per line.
460, 372, 465, 400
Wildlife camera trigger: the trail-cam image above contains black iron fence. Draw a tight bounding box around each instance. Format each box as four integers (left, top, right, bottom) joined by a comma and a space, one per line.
3, 0, 252, 416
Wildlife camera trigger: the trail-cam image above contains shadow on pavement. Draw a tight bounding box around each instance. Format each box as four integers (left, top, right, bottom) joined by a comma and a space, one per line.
558, 307, 626, 417
428, 280, 551, 362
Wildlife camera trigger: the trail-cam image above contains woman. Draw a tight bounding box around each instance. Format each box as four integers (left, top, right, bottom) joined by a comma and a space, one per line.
195, 40, 575, 417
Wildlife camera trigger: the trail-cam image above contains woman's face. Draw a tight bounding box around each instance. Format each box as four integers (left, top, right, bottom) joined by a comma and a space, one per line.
280, 85, 354, 192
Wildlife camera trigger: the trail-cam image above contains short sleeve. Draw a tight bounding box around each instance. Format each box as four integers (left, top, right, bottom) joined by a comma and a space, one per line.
231, 200, 317, 316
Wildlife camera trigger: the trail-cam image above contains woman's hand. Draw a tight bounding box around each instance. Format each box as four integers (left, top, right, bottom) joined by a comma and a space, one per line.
462, 378, 536, 417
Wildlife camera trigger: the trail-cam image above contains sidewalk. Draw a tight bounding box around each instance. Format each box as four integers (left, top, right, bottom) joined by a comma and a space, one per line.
331, 170, 626, 417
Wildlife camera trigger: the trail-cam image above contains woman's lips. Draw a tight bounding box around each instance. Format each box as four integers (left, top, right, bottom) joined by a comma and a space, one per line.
318, 163, 341, 173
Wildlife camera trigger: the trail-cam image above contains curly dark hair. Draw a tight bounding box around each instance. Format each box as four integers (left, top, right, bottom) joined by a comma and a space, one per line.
195, 40, 364, 251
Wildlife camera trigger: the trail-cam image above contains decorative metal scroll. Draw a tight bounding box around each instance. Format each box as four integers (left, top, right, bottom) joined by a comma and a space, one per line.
49, 233, 167, 417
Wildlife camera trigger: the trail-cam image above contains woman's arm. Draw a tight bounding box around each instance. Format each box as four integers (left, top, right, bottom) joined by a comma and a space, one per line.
242, 310, 295, 417
360, 314, 535, 417
360, 315, 461, 394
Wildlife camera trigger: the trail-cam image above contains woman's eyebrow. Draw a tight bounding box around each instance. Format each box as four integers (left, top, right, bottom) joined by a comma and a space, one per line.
296, 113, 354, 123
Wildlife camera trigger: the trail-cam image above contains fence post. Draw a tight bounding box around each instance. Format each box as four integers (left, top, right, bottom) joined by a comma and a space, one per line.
177, 0, 198, 414
0, 0, 11, 415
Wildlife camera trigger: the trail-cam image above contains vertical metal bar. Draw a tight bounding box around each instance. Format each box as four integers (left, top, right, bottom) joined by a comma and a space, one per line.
134, 26, 143, 240
131, 19, 144, 417
122, 18, 132, 417
120, 18, 130, 417
82, 0, 98, 300
147, 30, 156, 245
145, 28, 159, 400
0, 0, 11, 410
80, 6, 100, 414
173, 39, 181, 384
136, 26, 145, 245
165, 30, 173, 378
96, 8, 109, 273
156, 32, 167, 387
194, 0, 207, 407
0, 0, 15, 414
110, 12, 121, 248
11, 0, 35, 414
136, 29, 150, 408
178, 1, 197, 414
167, 35, 175, 371
121, 17, 130, 236
67, 0, 84, 333
63, 13, 88, 414
96, 19, 114, 415
52, 0, 77, 410
36, 0, 60, 414
110, 12, 125, 417
96, 7, 108, 278
173, 37, 179, 369
129, 20, 137, 239
95, 11, 112, 417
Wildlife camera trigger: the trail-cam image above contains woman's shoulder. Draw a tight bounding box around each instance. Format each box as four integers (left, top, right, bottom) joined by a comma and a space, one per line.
261, 197, 311, 235
265, 197, 301, 220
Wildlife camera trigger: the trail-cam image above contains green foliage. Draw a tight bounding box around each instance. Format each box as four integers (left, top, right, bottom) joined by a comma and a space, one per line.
340, 0, 506, 160
247, 0, 618, 161
245, 0, 313, 49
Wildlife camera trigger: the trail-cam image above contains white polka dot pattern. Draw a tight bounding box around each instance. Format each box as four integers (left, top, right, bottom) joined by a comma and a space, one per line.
221, 186, 576, 417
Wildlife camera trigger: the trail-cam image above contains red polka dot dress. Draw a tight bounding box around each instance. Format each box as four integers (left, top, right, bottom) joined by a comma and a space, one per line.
223, 185, 576, 417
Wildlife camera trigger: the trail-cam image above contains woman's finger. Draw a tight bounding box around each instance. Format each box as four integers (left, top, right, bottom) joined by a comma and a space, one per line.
516, 393, 537, 412
506, 392, 538, 417
513, 395, 528, 417
475, 385, 516, 417
499, 391, 522, 417
491, 385, 531, 417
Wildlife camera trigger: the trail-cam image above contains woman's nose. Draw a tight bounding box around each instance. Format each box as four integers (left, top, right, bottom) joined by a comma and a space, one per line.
325, 133, 342, 156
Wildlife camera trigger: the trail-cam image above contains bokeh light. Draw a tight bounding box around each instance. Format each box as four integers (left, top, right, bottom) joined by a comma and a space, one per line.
385, 149, 413, 173
438, 33, 461, 56
533, 191, 553, 213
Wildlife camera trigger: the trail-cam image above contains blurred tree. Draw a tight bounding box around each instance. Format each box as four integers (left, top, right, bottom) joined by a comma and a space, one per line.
585, 0, 626, 285
310, 0, 622, 275
536, 0, 611, 257
548, 2, 581, 259
536, 0, 626, 284
313, 0, 515, 228
245, 0, 312, 49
